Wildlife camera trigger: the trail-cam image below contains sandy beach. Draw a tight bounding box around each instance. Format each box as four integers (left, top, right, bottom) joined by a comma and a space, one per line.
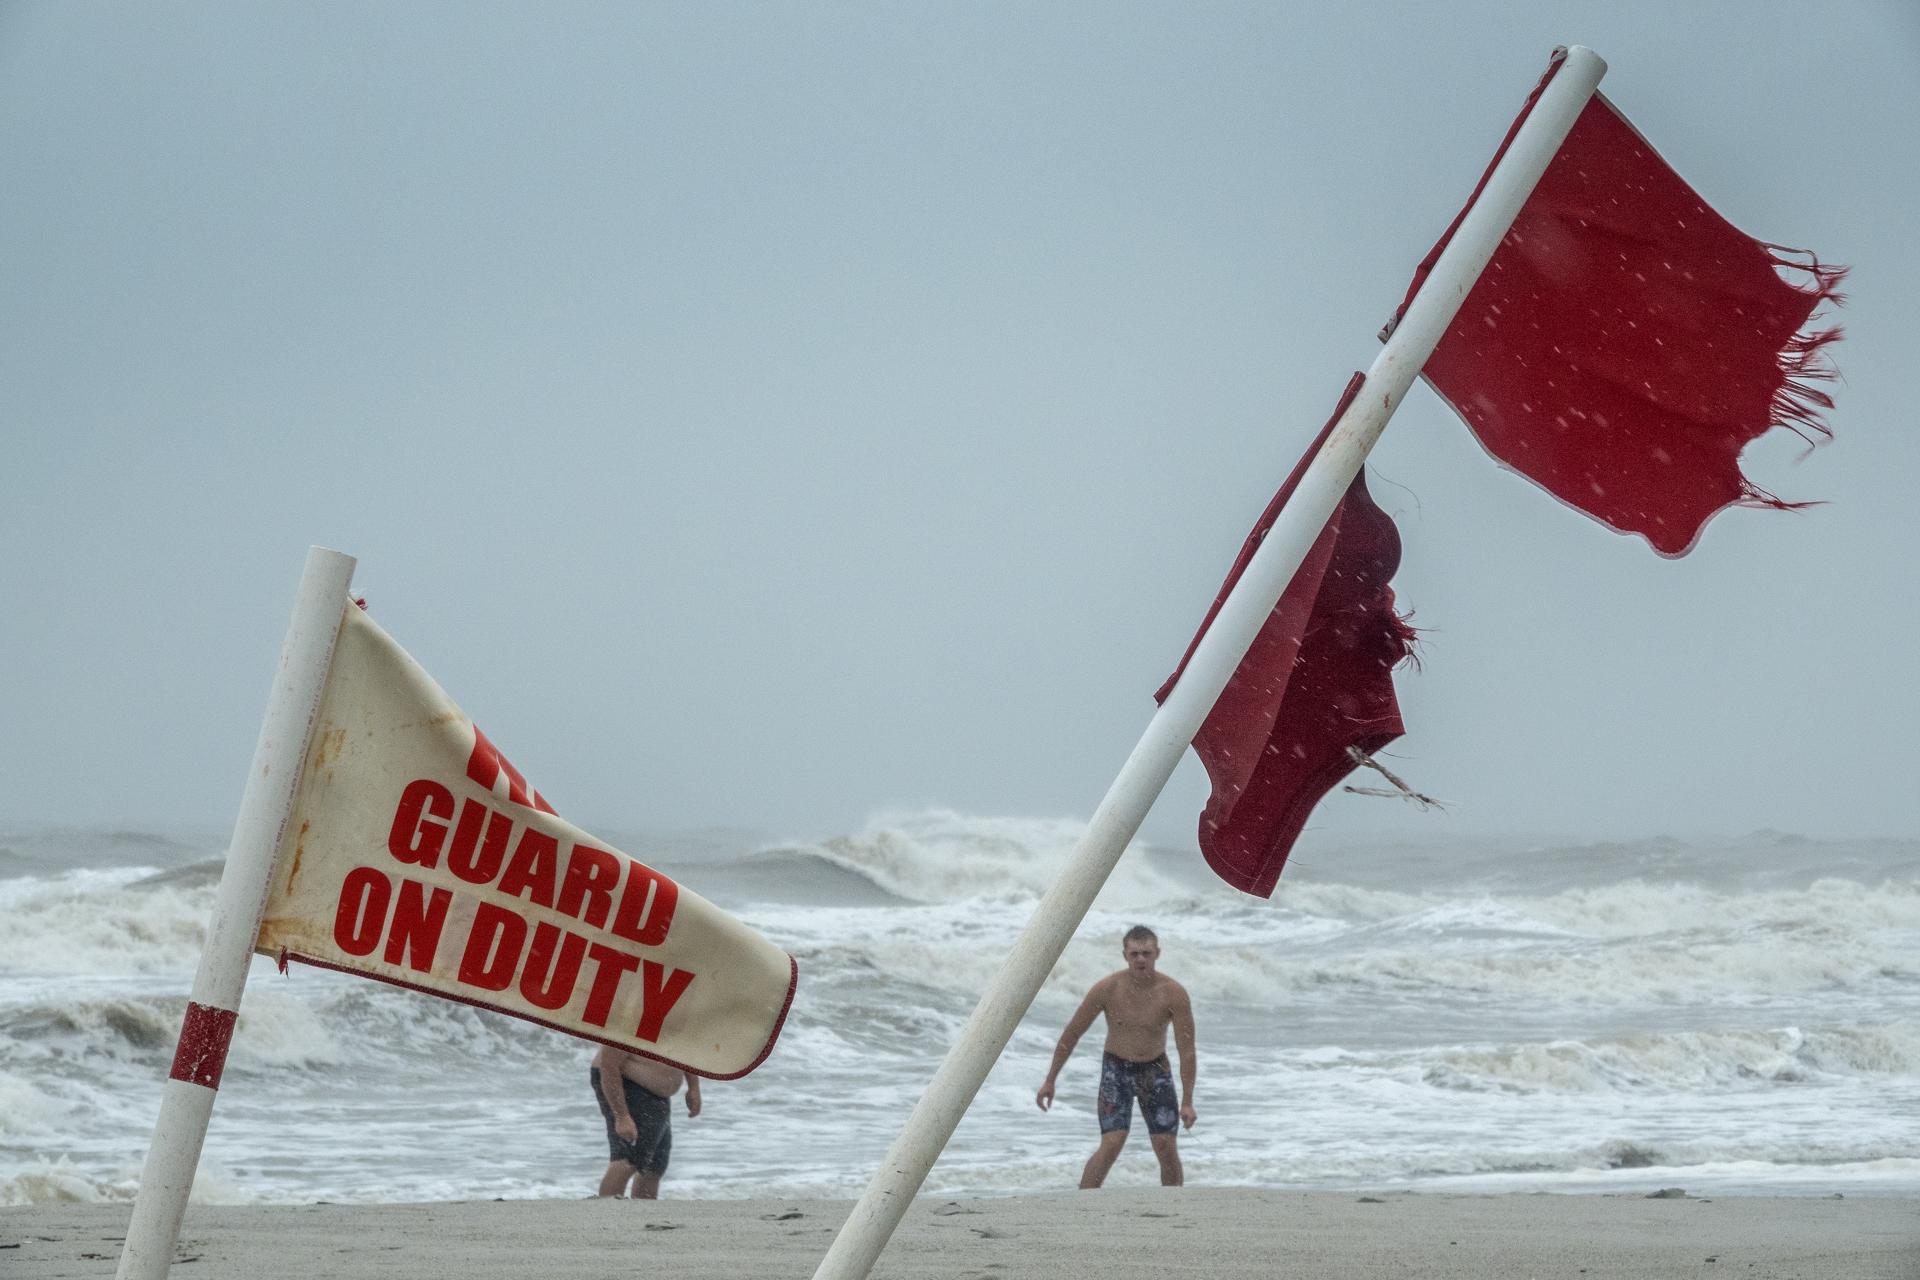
5, 1190, 1915, 1279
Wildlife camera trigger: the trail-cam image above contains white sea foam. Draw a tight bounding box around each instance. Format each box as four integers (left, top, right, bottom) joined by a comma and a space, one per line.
0, 1070, 56, 1141
1382, 1022, 1920, 1094
0, 1159, 126, 1207
0, 1157, 256, 1208
794, 810, 1188, 908
3, 818, 1916, 1205
0, 872, 212, 975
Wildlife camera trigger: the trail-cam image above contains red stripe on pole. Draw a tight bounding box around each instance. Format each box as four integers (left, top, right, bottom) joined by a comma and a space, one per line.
169, 1002, 239, 1089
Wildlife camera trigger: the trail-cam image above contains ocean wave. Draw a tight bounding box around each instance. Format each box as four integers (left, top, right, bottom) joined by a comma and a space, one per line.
2, 995, 182, 1057
0, 987, 347, 1072
675, 846, 912, 908
755, 893, 1915, 1010
1273, 874, 1920, 936
1403, 1022, 1920, 1094
5, 863, 1914, 1016
1162, 1147, 1920, 1193
0, 1156, 251, 1208
1250, 929, 1911, 1006
0, 971, 585, 1081
281, 976, 560, 1062
1157, 877, 1920, 1007
129, 859, 226, 891
1490, 877, 1920, 938
0, 870, 211, 975
781, 810, 1188, 907
0, 1160, 131, 1207
0, 828, 211, 882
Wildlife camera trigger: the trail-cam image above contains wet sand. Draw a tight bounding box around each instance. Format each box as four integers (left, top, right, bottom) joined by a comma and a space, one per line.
5, 1188, 1915, 1279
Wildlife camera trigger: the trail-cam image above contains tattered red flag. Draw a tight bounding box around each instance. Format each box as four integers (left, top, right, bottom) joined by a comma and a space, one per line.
1156, 374, 1415, 898
1389, 48, 1844, 557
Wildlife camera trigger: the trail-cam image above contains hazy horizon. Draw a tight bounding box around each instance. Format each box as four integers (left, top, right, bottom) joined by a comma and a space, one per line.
4, 2, 1914, 853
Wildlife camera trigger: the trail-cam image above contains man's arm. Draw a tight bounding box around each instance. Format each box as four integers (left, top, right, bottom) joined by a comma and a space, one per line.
595, 1046, 638, 1142
1036, 982, 1106, 1111
1169, 982, 1197, 1130
684, 1073, 702, 1118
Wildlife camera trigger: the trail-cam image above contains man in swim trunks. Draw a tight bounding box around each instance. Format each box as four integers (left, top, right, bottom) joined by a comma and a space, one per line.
1035, 924, 1197, 1188
591, 1045, 702, 1199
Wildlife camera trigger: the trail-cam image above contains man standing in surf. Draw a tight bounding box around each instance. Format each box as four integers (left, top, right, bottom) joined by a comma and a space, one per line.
590, 1045, 702, 1199
1035, 925, 1197, 1188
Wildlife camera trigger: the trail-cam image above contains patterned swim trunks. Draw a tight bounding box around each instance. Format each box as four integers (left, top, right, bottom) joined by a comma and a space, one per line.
590, 1067, 673, 1173
1097, 1051, 1179, 1135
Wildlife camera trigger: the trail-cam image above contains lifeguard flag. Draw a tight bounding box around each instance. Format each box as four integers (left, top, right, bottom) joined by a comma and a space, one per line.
1156, 374, 1415, 898
254, 601, 796, 1079
1390, 47, 1845, 556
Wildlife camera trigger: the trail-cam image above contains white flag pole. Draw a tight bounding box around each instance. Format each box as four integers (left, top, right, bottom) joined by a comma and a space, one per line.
812, 46, 1606, 1280
117, 546, 357, 1280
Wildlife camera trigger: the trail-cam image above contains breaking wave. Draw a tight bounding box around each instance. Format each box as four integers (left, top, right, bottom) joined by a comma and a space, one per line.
1389, 1022, 1920, 1093
4, 817, 1917, 1205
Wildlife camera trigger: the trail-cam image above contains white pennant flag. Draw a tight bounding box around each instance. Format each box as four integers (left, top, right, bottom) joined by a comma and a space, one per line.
255, 601, 795, 1078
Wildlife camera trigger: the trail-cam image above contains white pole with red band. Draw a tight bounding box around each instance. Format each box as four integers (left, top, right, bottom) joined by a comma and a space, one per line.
117, 546, 356, 1280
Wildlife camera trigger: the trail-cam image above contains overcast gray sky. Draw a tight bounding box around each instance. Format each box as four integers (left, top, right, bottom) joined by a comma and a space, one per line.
3, 1, 1914, 852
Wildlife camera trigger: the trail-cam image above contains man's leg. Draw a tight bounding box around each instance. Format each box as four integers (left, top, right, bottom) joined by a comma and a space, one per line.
597, 1161, 635, 1197
625, 1090, 671, 1200
1149, 1133, 1183, 1187
1079, 1129, 1128, 1189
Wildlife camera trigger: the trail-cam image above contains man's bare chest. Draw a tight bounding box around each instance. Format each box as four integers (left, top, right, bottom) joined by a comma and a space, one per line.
1104, 985, 1172, 1031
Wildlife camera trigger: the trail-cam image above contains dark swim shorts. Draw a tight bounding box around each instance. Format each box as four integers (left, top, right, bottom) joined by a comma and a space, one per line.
1097, 1051, 1179, 1135
590, 1067, 672, 1173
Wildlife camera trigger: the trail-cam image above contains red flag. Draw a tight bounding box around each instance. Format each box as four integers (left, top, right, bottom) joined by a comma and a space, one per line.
1156, 374, 1415, 898
1391, 49, 1844, 557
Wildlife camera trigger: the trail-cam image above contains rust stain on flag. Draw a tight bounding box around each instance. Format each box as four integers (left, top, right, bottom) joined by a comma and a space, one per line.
311, 727, 347, 779
284, 819, 311, 894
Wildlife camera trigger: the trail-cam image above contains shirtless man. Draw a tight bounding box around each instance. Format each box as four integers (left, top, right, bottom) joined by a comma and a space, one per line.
590, 1045, 702, 1199
1035, 925, 1197, 1188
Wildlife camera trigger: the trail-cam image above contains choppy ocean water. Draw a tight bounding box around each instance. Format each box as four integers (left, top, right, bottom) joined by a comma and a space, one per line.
4, 815, 1918, 1206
